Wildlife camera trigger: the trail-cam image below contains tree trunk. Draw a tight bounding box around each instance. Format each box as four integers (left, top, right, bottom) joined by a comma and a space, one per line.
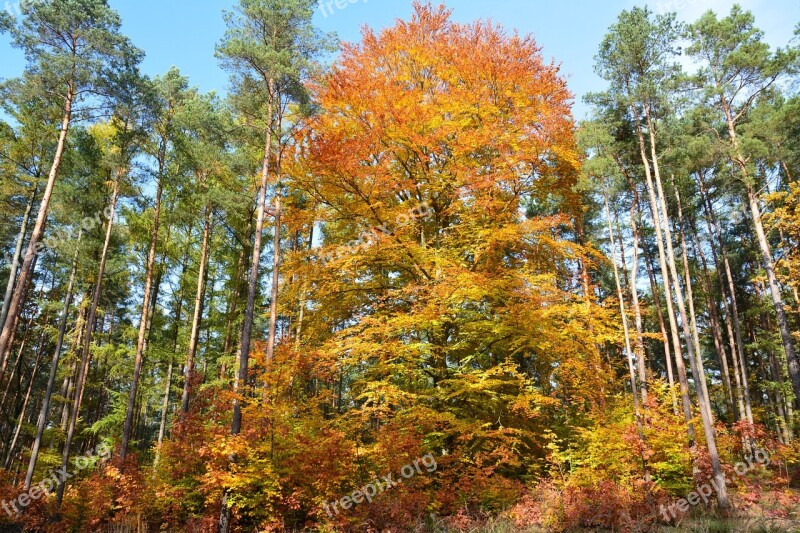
23, 232, 81, 491
746, 185, 800, 410
120, 176, 164, 461
644, 108, 728, 509
689, 223, 736, 421
0, 254, 38, 385
4, 347, 43, 469
56, 173, 119, 507
767, 330, 793, 443
0, 184, 37, 335
604, 194, 644, 424
697, 172, 752, 423
222, 80, 275, 533
673, 180, 715, 426
153, 358, 173, 469
222, 246, 245, 363
294, 227, 314, 349
628, 99, 693, 431
622, 187, 648, 402
0, 84, 74, 361
265, 191, 281, 364
0, 311, 36, 415
638, 212, 677, 411
155, 248, 188, 465
182, 204, 211, 414
231, 84, 273, 436
719, 94, 800, 411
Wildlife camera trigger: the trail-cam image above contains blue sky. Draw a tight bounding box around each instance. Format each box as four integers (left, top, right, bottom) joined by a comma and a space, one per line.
1, 0, 797, 119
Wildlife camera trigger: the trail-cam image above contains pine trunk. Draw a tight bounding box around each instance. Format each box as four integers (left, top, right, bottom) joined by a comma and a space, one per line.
56, 173, 119, 507
0, 184, 37, 335
182, 204, 211, 414
120, 177, 164, 461
23, 232, 81, 490
0, 83, 74, 361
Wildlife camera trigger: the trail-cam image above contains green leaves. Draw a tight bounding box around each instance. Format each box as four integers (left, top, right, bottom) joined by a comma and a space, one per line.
2, 0, 142, 106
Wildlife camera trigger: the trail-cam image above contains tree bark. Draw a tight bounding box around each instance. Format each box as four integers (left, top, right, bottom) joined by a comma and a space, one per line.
120, 176, 164, 461
232, 83, 273, 436
56, 172, 119, 507
4, 346, 43, 469
182, 204, 211, 414
265, 191, 281, 364
628, 98, 693, 431
644, 108, 728, 509
719, 93, 800, 411
0, 83, 74, 362
697, 172, 752, 423
23, 231, 81, 491
0, 184, 37, 335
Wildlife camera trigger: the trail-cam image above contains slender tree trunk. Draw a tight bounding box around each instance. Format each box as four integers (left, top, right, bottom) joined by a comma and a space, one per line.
294, 227, 314, 349
689, 222, 736, 420
644, 108, 728, 509
622, 184, 648, 402
0, 84, 74, 361
639, 215, 677, 411
222, 246, 245, 361
673, 180, 715, 426
746, 185, 800, 409
182, 204, 211, 414
679, 223, 714, 425
697, 172, 752, 423
0, 184, 37, 335
231, 85, 273, 436
120, 176, 164, 461
720, 96, 800, 411
628, 99, 693, 430
0, 312, 36, 415
23, 232, 81, 491
1, 328, 44, 459
222, 81, 275, 533
59, 358, 77, 433
604, 194, 644, 425
57, 297, 85, 435
4, 347, 43, 469
153, 358, 173, 469
0, 254, 38, 385
767, 332, 793, 443
265, 191, 281, 364
155, 247, 188, 465
56, 173, 119, 507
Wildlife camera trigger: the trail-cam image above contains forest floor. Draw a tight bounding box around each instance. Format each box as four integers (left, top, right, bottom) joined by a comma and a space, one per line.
430, 516, 800, 532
